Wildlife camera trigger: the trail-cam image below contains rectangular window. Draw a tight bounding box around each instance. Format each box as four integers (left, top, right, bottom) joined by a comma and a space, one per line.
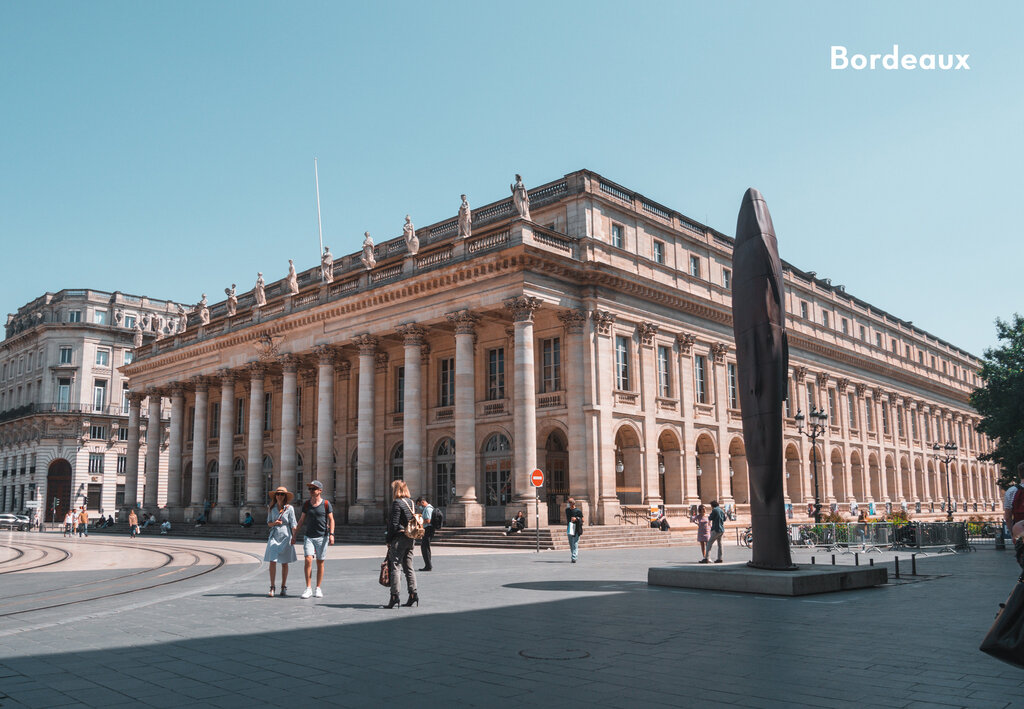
263, 392, 272, 431
88, 453, 104, 473
891, 340, 898, 354
931, 355, 936, 369
124, 314, 137, 329
68, 310, 81, 323
653, 240, 665, 264
57, 378, 71, 411
93, 309, 107, 325
860, 325, 866, 341
123, 350, 134, 365
841, 318, 848, 335
235, 398, 245, 435
897, 405, 905, 438
806, 383, 815, 413
117, 455, 127, 474
723, 269, 731, 290
90, 425, 106, 440
800, 302, 809, 319
209, 402, 220, 438
727, 362, 738, 408
615, 335, 631, 391
865, 398, 874, 432
93, 380, 107, 412
875, 333, 882, 348
924, 415, 931, 443
905, 345, 911, 358
611, 223, 624, 249
881, 403, 889, 434
95, 349, 110, 366
658, 345, 672, 398
121, 383, 130, 414
296, 387, 302, 426
541, 339, 561, 393
115, 484, 125, 508
822, 311, 830, 328
59, 347, 73, 365
87, 484, 102, 509
911, 411, 918, 440
439, 358, 455, 407
118, 427, 129, 441
694, 355, 707, 404
918, 351, 924, 364
395, 366, 405, 413
689, 255, 701, 278
828, 389, 837, 422
488, 348, 506, 400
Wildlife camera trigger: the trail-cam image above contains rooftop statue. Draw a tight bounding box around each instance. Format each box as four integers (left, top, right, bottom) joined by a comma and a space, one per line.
197, 294, 210, 326
286, 260, 299, 294
361, 232, 376, 270
132, 321, 143, 348
510, 174, 531, 220
225, 284, 237, 316
403, 215, 419, 255
457, 194, 472, 238
254, 272, 266, 307
176, 304, 189, 333
320, 247, 334, 283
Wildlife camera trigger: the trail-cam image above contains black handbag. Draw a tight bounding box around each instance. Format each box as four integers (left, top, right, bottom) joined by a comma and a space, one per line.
378, 550, 391, 587
980, 577, 1024, 668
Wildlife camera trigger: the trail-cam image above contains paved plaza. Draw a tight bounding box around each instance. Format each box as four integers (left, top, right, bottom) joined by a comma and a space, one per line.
0, 530, 1022, 708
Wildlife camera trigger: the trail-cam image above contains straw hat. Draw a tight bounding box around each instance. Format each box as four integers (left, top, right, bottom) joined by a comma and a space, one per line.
269, 486, 294, 504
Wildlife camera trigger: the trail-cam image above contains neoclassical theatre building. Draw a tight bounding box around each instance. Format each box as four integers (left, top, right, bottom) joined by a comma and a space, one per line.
121, 170, 1000, 527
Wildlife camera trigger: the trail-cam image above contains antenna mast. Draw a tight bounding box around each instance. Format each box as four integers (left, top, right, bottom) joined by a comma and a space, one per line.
314, 158, 324, 256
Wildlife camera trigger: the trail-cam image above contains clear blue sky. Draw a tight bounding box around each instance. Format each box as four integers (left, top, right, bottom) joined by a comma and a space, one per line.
2, 1, 1020, 357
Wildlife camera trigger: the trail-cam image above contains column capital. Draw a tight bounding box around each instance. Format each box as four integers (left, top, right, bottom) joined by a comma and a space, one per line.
245, 362, 267, 379
591, 309, 615, 335
397, 323, 427, 346
816, 372, 830, 388
168, 383, 186, 398
675, 332, 696, 354
301, 368, 319, 387
855, 382, 868, 396
447, 309, 480, 335
218, 368, 237, 387
313, 343, 341, 364
337, 359, 352, 379
710, 342, 729, 363
278, 354, 301, 373
375, 352, 390, 372
504, 296, 542, 323
351, 334, 378, 356
835, 377, 850, 392
191, 375, 211, 393
638, 322, 659, 347
127, 391, 146, 405
557, 308, 587, 334
792, 365, 808, 383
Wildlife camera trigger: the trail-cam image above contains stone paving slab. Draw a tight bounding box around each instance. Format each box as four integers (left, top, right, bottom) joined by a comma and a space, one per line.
0, 534, 1022, 707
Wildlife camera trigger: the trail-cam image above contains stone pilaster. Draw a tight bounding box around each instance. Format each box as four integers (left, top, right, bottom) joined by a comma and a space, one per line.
279, 354, 299, 498
559, 309, 589, 513
676, 332, 699, 507
188, 377, 209, 519
447, 310, 483, 526
398, 324, 426, 500
351, 336, 378, 523
245, 363, 266, 510
638, 322, 662, 507
591, 308, 620, 523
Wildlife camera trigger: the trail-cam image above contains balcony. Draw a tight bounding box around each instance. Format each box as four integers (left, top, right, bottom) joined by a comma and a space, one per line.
537, 392, 564, 409
614, 391, 638, 406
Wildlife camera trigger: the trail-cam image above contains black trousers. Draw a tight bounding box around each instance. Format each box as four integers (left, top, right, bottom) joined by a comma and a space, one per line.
421, 525, 435, 569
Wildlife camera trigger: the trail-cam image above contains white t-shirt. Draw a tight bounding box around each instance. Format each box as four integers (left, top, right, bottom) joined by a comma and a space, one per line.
1004, 486, 1020, 512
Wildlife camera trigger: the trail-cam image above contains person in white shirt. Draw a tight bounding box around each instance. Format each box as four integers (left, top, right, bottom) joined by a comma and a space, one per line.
417, 496, 435, 572
62, 511, 74, 537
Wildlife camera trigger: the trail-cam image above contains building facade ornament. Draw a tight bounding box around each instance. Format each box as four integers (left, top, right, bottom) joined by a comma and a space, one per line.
397, 323, 427, 346
403, 215, 419, 255
676, 332, 696, 353
375, 352, 390, 371
504, 296, 542, 323
638, 322, 659, 346
321, 247, 334, 283
816, 372, 830, 388
592, 309, 616, 335
351, 334, 378, 356
835, 377, 850, 392
447, 309, 480, 334
557, 308, 587, 334
457, 194, 472, 238
855, 382, 867, 396
132, 322, 144, 348
245, 362, 267, 380
255, 334, 281, 361
792, 365, 808, 383
254, 272, 266, 307
510, 174, 531, 220
361, 233, 376, 270
191, 376, 210, 393
420, 343, 431, 364
286, 260, 299, 295
312, 343, 340, 364
225, 284, 238, 316
278, 354, 300, 373
710, 342, 729, 363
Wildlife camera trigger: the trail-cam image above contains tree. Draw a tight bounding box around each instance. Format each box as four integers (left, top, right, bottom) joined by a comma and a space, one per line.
970, 314, 1024, 489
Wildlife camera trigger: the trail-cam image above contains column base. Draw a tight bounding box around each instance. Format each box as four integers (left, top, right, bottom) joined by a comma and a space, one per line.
183, 505, 207, 523
445, 501, 485, 527
210, 506, 237, 524
595, 497, 621, 526
161, 506, 184, 523
348, 502, 385, 525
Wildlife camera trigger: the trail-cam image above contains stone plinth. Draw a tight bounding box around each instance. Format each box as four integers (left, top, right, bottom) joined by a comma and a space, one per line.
648, 563, 888, 596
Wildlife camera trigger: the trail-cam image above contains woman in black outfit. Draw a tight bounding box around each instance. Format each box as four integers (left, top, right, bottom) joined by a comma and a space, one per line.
384, 479, 419, 608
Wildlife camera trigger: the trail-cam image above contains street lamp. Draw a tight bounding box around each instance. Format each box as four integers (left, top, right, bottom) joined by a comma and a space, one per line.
932, 441, 958, 522
796, 406, 828, 523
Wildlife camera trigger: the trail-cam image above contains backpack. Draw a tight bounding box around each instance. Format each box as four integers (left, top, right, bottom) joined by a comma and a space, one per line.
1011, 485, 1024, 525
431, 508, 444, 529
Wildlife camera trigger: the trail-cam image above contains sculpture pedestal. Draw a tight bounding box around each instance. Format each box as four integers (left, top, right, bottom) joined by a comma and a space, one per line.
648, 563, 887, 596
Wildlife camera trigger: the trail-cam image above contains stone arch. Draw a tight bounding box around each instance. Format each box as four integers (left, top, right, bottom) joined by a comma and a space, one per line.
785, 442, 803, 502
914, 458, 925, 505
899, 455, 912, 502
831, 447, 847, 502
808, 443, 825, 507
850, 450, 866, 502
728, 436, 749, 505
695, 432, 718, 503
868, 453, 881, 501
433, 436, 455, 508
960, 462, 970, 504
481, 432, 512, 521
616, 423, 644, 505
390, 442, 404, 482
928, 459, 940, 507
46, 458, 72, 522
884, 454, 897, 501
658, 428, 684, 505
543, 429, 569, 522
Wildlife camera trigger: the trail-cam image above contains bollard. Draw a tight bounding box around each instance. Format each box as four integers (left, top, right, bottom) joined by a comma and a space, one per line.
869, 559, 874, 566
855, 553, 860, 566
811, 556, 815, 565
894, 557, 900, 579
912, 553, 917, 576
832, 554, 836, 565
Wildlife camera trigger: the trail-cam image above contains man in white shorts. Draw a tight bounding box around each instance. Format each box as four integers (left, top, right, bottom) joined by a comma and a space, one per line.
291, 480, 334, 599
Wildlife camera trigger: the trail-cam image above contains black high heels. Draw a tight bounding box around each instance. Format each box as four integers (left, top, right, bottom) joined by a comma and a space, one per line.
403, 592, 419, 607
384, 594, 400, 609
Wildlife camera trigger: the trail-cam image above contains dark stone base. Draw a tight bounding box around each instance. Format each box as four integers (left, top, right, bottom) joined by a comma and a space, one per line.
647, 563, 888, 596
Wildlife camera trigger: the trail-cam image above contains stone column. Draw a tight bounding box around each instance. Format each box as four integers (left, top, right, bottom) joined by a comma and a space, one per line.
817, 373, 835, 504
559, 309, 588, 512
165, 385, 185, 516
676, 333, 699, 507
188, 377, 209, 519
446, 312, 483, 526
836, 379, 854, 503
505, 296, 547, 525
398, 324, 426, 499
312, 346, 337, 504
710, 343, 733, 507
351, 336, 377, 523
217, 371, 236, 518
279, 355, 299, 496
144, 389, 162, 510
245, 363, 266, 509
638, 322, 662, 506
123, 392, 144, 512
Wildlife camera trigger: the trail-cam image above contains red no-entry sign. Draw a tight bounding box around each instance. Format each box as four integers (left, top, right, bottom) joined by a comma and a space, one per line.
530, 469, 544, 487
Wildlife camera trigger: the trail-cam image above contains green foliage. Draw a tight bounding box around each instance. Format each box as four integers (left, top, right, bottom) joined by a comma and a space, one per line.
821, 510, 847, 524
883, 509, 911, 523
970, 314, 1024, 488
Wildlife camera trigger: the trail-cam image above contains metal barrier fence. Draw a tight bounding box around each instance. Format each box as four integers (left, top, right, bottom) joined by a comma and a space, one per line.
780, 522, 971, 553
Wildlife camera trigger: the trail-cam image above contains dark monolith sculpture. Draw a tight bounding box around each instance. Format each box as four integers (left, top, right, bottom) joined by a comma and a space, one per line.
732, 188, 795, 570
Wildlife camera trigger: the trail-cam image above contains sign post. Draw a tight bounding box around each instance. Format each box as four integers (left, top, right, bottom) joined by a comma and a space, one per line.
530, 469, 544, 553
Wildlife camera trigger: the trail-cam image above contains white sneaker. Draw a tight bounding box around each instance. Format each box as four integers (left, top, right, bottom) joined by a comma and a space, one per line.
314, 587, 323, 598
300, 587, 313, 599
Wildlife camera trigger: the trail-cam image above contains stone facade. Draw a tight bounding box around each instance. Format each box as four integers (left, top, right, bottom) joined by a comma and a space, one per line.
120, 170, 1000, 526
0, 289, 179, 521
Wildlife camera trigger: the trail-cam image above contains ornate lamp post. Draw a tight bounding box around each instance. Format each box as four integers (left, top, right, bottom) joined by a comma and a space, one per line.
795, 406, 828, 523
932, 441, 958, 522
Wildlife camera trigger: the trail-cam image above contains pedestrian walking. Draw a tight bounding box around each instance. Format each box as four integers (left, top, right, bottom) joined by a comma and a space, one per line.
62, 510, 74, 537
417, 496, 436, 571
703, 500, 726, 563
77, 507, 89, 537
566, 498, 583, 563
384, 480, 419, 608
291, 480, 334, 599
128, 509, 140, 539
692, 505, 711, 560
264, 486, 297, 597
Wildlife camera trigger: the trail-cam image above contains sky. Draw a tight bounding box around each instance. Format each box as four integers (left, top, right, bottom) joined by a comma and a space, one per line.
1, 1, 1021, 358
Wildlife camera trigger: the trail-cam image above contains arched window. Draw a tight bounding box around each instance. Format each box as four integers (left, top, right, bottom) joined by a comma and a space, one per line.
207, 460, 219, 505
483, 433, 512, 514
232, 458, 245, 507
435, 438, 455, 508
391, 443, 404, 481
262, 455, 274, 502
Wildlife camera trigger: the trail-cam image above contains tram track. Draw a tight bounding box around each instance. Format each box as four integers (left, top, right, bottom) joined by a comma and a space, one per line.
0, 540, 72, 575
0, 543, 26, 567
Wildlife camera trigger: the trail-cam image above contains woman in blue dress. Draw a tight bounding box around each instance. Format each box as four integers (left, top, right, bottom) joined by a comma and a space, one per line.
264, 486, 298, 597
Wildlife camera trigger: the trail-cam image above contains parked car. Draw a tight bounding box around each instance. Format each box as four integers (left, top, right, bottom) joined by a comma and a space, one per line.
0, 514, 29, 531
